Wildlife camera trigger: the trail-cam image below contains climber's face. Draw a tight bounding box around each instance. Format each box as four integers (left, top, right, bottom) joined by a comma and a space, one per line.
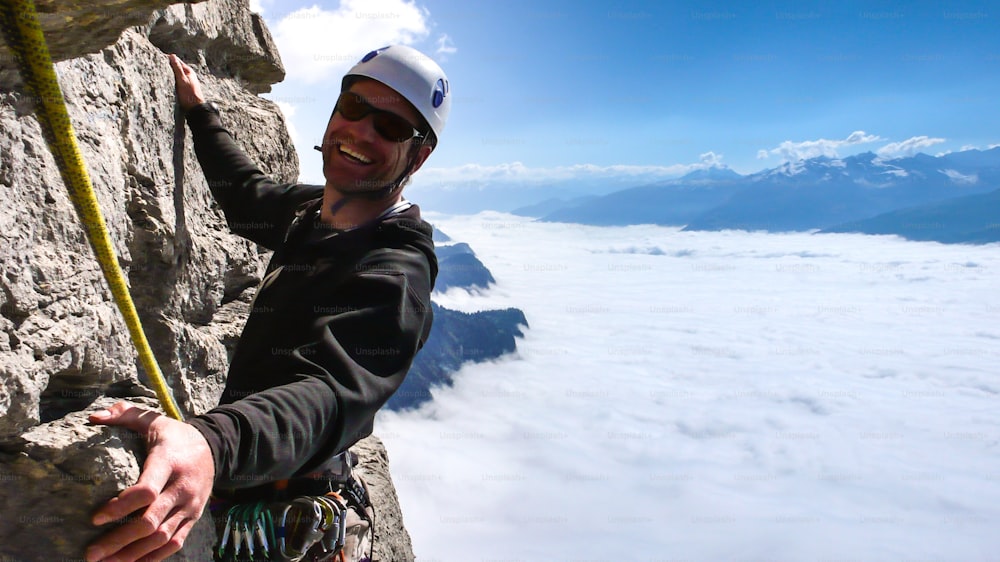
320, 78, 431, 194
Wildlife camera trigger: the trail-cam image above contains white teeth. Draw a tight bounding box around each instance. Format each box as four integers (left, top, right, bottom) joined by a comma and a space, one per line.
340, 145, 372, 164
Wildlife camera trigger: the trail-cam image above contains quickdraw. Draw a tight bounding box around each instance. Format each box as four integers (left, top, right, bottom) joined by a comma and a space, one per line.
214, 495, 350, 562
0, 0, 183, 419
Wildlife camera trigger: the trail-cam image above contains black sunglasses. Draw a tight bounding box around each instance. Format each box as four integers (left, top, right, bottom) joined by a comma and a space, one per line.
334, 91, 425, 143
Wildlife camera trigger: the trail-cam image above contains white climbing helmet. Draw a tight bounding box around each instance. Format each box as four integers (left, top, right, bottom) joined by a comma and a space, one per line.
342, 45, 450, 142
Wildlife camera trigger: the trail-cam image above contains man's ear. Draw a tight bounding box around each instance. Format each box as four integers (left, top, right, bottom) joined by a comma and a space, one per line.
408, 144, 434, 176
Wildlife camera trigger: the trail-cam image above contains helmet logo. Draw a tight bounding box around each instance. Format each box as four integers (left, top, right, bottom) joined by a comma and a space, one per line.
361, 47, 389, 63
433, 78, 449, 108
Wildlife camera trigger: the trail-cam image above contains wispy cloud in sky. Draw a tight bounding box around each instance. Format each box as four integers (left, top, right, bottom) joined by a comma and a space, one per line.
435, 33, 457, 59
757, 131, 882, 162
272, 0, 430, 85
876, 135, 947, 158
939, 169, 978, 184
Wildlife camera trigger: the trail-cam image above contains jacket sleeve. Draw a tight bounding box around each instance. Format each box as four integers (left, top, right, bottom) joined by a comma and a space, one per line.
185, 103, 321, 250
186, 252, 433, 487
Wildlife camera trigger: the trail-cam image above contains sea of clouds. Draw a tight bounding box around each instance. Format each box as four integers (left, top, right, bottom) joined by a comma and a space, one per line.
376, 212, 1000, 561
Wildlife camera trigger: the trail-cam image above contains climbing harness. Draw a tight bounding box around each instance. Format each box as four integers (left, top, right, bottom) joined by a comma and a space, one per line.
0, 0, 183, 419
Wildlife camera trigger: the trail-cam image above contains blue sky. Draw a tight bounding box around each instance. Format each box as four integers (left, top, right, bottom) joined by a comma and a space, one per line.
252, 0, 1000, 186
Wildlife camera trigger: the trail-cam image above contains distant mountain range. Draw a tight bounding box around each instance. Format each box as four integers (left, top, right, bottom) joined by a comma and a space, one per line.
530, 167, 744, 226
410, 171, 679, 215
511, 195, 599, 219
523, 148, 1000, 244
822, 187, 1000, 244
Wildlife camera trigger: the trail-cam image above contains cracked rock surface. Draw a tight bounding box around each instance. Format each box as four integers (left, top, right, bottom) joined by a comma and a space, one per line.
0, 1, 414, 559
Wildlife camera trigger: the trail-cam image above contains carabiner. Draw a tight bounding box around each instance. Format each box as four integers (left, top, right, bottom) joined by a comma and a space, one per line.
280, 498, 321, 560
243, 518, 255, 558
254, 514, 270, 557
217, 505, 237, 558
314, 495, 342, 553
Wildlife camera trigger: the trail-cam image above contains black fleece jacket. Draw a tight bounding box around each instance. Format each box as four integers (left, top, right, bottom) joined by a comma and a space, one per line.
183, 104, 437, 489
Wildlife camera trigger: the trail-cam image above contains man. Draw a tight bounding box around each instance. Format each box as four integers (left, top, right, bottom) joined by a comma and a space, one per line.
84, 45, 448, 562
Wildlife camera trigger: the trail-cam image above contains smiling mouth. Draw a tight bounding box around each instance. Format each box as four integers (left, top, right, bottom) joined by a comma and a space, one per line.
339, 144, 373, 164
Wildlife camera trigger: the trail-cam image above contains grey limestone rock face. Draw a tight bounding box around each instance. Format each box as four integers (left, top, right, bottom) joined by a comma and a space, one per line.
0, 1, 208, 76
352, 435, 416, 562
0, 397, 218, 560
147, 0, 284, 94
0, 1, 414, 559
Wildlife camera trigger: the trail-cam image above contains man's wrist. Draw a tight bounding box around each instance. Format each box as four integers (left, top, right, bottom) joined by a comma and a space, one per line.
184, 101, 223, 131
186, 417, 224, 480
186, 101, 219, 116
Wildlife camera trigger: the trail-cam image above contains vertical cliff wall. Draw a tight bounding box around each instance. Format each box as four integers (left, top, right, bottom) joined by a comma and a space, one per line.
0, 1, 414, 559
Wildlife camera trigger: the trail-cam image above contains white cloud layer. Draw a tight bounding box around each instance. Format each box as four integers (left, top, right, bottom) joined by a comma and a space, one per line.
272, 0, 430, 85
876, 135, 947, 158
758, 131, 882, 162
416, 152, 727, 187
378, 213, 1000, 560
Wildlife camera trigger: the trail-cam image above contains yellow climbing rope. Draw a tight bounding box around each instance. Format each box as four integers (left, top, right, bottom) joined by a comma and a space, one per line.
0, 0, 184, 420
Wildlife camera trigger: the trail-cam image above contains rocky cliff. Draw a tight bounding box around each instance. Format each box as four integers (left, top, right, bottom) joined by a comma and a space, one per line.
390, 303, 527, 411
0, 1, 413, 559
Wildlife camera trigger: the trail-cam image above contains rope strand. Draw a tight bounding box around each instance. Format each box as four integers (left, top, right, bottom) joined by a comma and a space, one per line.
0, 0, 184, 420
